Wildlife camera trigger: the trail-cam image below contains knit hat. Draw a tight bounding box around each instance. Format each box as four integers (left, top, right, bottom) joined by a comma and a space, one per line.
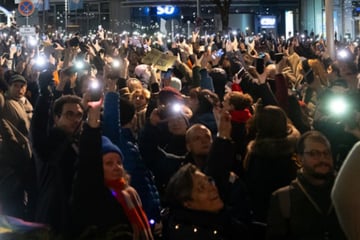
134, 64, 151, 88
158, 86, 183, 105
169, 77, 182, 91
102, 136, 124, 160
120, 97, 136, 126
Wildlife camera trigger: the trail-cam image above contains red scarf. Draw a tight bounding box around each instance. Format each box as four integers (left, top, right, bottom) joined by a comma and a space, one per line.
106, 178, 153, 240
230, 109, 252, 123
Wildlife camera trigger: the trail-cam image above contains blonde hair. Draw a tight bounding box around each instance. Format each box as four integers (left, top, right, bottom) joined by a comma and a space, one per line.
126, 78, 143, 92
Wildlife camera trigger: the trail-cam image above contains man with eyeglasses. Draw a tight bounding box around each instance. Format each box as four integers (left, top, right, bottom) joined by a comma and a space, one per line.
266, 130, 346, 240
31, 69, 85, 236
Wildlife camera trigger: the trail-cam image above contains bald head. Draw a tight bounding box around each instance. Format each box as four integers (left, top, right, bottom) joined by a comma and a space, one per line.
186, 124, 213, 156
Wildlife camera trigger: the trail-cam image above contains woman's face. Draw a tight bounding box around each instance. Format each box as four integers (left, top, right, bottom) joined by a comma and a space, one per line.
103, 152, 125, 181
222, 93, 234, 111
132, 93, 147, 110
184, 171, 224, 212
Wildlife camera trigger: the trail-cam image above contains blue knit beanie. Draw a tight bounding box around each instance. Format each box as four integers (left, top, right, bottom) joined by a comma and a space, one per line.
101, 136, 124, 160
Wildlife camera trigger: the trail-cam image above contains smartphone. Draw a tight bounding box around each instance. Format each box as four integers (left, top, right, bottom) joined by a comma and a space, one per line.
89, 80, 102, 101
236, 67, 245, 78
274, 53, 284, 64
254, 57, 265, 74
161, 69, 173, 80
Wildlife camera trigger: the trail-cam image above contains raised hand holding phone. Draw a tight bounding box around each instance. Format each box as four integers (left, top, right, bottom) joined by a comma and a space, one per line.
86, 95, 103, 128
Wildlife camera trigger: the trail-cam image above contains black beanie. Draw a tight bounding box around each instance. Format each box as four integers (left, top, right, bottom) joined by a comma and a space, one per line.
120, 97, 136, 126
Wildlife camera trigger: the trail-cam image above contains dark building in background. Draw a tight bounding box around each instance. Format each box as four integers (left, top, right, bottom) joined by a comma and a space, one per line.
12, 0, 301, 36
0, 0, 356, 40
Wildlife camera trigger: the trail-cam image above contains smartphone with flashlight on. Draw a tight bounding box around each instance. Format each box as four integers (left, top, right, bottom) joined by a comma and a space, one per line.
89, 79, 102, 101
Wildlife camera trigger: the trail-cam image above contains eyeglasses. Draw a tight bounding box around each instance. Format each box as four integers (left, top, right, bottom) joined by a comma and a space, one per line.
62, 111, 83, 121
303, 150, 332, 159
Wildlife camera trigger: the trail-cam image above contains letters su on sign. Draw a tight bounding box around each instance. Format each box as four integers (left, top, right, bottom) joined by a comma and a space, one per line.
156, 6, 175, 15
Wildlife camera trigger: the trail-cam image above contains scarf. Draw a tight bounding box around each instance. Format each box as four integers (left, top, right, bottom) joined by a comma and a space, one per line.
106, 178, 153, 240
230, 109, 252, 124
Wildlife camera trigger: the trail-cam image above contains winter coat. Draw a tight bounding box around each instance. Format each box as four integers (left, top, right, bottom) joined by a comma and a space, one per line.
31, 94, 78, 234
166, 207, 248, 240
0, 93, 36, 219
266, 172, 346, 240
244, 126, 300, 222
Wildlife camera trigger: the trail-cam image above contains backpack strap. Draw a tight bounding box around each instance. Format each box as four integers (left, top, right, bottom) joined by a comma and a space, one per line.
277, 185, 291, 219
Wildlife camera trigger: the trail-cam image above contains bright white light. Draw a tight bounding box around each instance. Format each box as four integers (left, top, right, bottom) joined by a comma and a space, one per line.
90, 80, 99, 89
338, 49, 348, 59
112, 59, 120, 68
28, 37, 37, 46
172, 103, 182, 113
36, 55, 46, 67
75, 61, 84, 69
328, 97, 348, 115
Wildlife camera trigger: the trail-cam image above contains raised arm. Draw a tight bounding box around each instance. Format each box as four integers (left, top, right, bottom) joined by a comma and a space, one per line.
103, 78, 121, 146
206, 110, 235, 194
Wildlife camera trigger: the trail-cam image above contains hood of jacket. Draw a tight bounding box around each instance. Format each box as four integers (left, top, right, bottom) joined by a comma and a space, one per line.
247, 125, 300, 158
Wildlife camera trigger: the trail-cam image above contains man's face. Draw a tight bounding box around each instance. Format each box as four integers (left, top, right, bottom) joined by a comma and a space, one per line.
300, 138, 333, 179
54, 103, 83, 135
8, 81, 27, 100
184, 170, 224, 212
186, 125, 212, 156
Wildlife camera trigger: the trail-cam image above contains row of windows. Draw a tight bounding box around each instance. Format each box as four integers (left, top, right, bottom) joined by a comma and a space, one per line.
40, 1, 110, 33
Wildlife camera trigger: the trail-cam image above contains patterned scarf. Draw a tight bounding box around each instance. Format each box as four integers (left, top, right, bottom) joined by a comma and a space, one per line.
105, 178, 153, 240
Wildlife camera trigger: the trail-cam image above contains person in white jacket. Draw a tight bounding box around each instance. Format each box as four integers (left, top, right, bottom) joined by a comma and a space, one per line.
332, 141, 360, 240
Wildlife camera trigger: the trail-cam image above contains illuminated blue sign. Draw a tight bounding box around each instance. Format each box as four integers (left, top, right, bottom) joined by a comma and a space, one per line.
156, 6, 177, 16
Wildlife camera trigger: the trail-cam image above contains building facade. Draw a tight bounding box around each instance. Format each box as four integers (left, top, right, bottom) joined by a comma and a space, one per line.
0, 0, 357, 40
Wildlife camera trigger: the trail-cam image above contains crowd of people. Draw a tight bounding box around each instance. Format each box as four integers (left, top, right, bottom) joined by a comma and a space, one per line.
0, 23, 360, 239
